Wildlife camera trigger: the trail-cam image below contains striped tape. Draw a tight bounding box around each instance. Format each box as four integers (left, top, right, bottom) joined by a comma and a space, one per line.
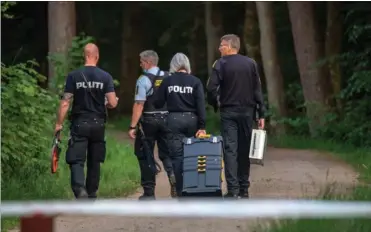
2, 199, 371, 219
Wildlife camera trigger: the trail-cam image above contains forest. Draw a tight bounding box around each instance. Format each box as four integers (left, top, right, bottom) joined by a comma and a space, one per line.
1, 1, 370, 232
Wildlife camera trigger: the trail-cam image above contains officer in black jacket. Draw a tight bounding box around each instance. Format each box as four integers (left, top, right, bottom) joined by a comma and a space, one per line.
54, 43, 118, 199
154, 52, 207, 196
128, 50, 176, 200
206, 34, 266, 199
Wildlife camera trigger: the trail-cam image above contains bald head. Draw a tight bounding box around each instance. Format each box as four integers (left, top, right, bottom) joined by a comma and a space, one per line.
84, 43, 99, 57
84, 43, 99, 65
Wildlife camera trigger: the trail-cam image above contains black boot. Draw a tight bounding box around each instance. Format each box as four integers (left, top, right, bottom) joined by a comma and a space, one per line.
138, 193, 156, 201
239, 189, 249, 199
137, 160, 156, 200
224, 192, 239, 199
76, 188, 89, 200
88, 192, 97, 201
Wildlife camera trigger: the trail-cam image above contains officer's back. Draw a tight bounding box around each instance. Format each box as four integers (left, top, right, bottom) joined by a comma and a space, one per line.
68, 66, 113, 120
206, 34, 265, 199
57, 43, 117, 200
216, 54, 261, 110
161, 73, 201, 112
154, 52, 206, 196
154, 53, 206, 137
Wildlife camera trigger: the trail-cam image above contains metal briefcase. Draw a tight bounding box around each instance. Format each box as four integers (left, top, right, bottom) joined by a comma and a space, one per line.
182, 135, 224, 197
249, 129, 267, 166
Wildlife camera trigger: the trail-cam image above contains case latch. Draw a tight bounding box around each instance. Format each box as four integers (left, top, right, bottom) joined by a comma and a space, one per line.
197, 155, 207, 172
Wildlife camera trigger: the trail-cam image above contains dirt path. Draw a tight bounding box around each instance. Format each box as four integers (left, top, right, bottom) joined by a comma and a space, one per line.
23, 131, 361, 232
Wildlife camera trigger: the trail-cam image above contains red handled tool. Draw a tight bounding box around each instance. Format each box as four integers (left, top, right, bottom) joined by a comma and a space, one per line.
50, 130, 61, 174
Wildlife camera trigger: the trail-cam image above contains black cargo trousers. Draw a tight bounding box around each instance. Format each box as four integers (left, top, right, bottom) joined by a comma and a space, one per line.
167, 112, 198, 196
134, 113, 174, 196
220, 107, 254, 196
66, 116, 106, 199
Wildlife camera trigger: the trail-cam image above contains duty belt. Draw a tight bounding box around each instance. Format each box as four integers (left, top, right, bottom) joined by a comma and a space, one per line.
143, 111, 168, 115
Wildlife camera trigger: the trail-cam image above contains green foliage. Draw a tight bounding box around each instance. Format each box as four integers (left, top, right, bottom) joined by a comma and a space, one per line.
319, 15, 371, 147
1, 60, 58, 178
1, 1, 16, 19
47, 33, 96, 93
273, 12, 371, 147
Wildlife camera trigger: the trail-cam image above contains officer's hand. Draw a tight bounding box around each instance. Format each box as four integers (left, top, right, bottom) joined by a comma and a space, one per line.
195, 129, 206, 137
54, 124, 63, 138
258, 118, 265, 130
128, 129, 136, 139
105, 97, 119, 106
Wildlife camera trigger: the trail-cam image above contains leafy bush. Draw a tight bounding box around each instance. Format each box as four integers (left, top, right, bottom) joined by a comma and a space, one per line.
1, 60, 58, 178
319, 13, 371, 147
1, 1, 16, 19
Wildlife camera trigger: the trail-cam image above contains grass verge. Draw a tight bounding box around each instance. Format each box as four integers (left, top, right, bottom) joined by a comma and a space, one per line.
1, 133, 140, 232
260, 135, 371, 232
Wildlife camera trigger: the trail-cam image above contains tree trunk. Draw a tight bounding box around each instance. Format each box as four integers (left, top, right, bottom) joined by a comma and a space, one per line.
48, 1, 76, 90
243, 2, 260, 60
204, 2, 223, 77
325, 2, 343, 110
288, 2, 329, 137
256, 2, 287, 135
189, 9, 202, 75
243, 2, 266, 88
212, 3, 224, 48
118, 3, 143, 114
205, 2, 215, 77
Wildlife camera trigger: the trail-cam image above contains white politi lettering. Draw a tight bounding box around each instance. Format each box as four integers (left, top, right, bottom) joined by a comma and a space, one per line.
76, 81, 104, 90
168, 85, 193, 94
174, 86, 179, 92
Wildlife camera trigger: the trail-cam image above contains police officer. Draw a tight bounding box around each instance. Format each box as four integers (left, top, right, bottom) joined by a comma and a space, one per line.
206, 34, 266, 199
154, 52, 207, 196
128, 50, 176, 200
54, 43, 118, 199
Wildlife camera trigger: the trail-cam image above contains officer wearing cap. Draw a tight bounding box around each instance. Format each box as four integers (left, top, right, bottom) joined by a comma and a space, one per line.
54, 43, 118, 199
